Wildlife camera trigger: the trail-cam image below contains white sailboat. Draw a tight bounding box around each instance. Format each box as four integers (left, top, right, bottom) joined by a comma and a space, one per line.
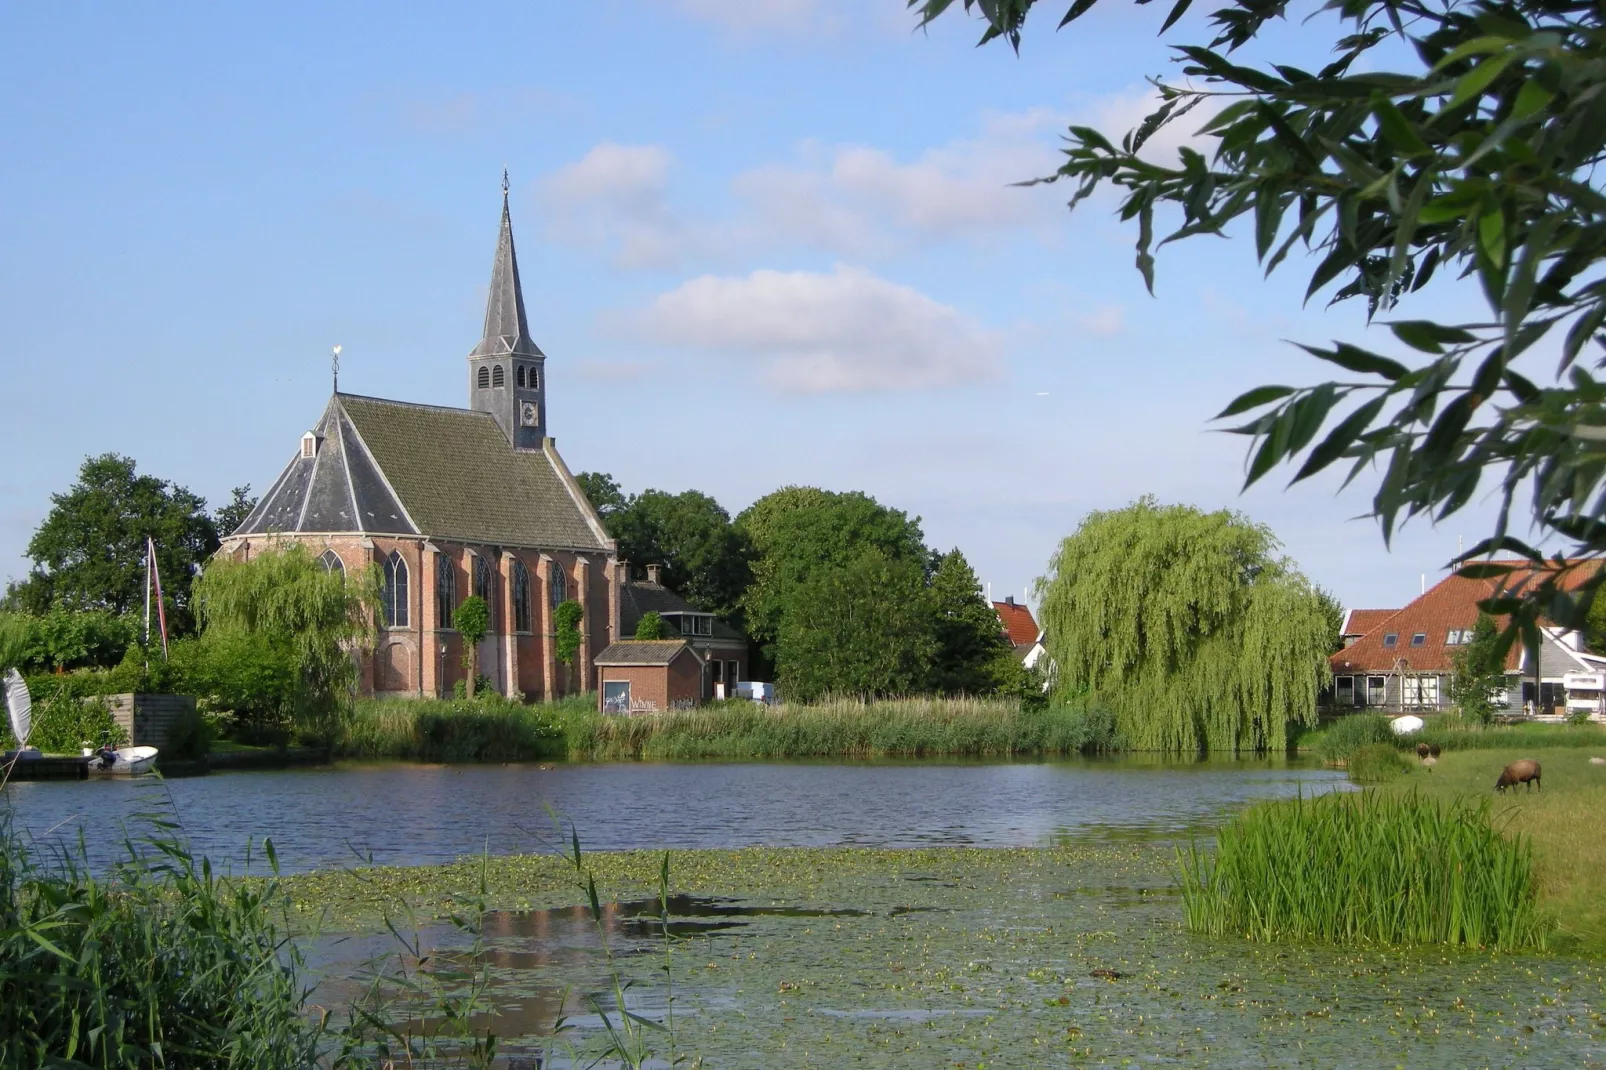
4, 668, 41, 761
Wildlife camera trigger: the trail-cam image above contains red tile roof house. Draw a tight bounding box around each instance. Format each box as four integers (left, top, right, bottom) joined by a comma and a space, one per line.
1329, 562, 1606, 721
993, 596, 1040, 650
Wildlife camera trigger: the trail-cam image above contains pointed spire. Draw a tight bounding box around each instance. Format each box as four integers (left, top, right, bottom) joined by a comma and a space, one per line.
470, 172, 543, 359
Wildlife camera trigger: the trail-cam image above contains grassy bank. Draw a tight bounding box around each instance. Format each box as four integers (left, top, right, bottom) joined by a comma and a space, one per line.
1374, 749, 1606, 953
553, 696, 1120, 761
330, 695, 590, 761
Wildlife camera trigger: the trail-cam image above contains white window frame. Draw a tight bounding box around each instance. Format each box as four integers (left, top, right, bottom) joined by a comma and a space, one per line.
602, 680, 630, 715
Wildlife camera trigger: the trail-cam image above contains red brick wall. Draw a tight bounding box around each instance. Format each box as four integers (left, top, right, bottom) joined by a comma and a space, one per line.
220, 533, 618, 702
598, 665, 669, 714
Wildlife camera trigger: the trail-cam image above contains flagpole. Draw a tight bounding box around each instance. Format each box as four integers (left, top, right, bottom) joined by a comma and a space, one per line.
143, 541, 152, 670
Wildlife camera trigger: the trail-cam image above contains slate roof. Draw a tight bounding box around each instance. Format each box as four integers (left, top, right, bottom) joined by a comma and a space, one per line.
233, 394, 611, 552
993, 600, 1039, 647
1330, 561, 1602, 675
594, 640, 699, 666
470, 187, 543, 361
619, 580, 746, 642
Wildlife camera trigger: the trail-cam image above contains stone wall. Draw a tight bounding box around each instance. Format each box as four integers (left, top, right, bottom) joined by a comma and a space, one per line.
106, 693, 196, 749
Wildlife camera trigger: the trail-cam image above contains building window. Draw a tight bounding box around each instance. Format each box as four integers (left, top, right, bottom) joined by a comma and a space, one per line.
1446, 629, 1464, 645
492, 364, 505, 387
436, 554, 457, 629
477, 366, 490, 389
1366, 676, 1387, 705
383, 551, 409, 627
528, 368, 540, 390
1410, 633, 1427, 647
301, 432, 317, 459
318, 549, 344, 577
549, 561, 568, 608
603, 680, 631, 714
727, 660, 739, 686
513, 559, 532, 633
473, 554, 496, 630
1403, 675, 1440, 707
1383, 633, 1399, 648
1335, 676, 1354, 705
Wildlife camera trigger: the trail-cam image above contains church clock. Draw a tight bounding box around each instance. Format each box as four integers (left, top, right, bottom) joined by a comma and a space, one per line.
520, 402, 539, 428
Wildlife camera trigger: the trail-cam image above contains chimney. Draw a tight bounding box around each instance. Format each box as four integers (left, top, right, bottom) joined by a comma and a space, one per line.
1004, 595, 1015, 606
647, 563, 662, 585
618, 559, 630, 582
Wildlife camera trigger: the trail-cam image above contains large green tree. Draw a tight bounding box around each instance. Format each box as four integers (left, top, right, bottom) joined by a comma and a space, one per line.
212, 485, 257, 538
575, 474, 751, 618
12, 454, 218, 631
1450, 611, 1506, 724
737, 486, 931, 657
1036, 498, 1333, 753
192, 544, 378, 739
928, 548, 1013, 694
914, 0, 1606, 647
776, 550, 938, 702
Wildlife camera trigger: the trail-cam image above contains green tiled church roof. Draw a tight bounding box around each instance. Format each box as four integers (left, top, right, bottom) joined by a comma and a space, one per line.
336, 393, 610, 551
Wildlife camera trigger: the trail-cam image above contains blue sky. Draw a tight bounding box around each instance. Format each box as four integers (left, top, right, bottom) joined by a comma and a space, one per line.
1, 1, 1502, 613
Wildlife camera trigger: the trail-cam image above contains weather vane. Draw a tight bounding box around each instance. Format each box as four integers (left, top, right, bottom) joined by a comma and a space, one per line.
502, 167, 509, 197
332, 344, 342, 393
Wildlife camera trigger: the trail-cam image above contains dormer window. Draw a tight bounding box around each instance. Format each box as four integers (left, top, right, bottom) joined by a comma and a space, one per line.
675, 614, 713, 637
301, 432, 317, 459
492, 364, 505, 387
477, 366, 490, 389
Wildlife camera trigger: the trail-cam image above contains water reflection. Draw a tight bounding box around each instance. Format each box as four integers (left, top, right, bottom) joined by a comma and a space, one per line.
0, 756, 1348, 874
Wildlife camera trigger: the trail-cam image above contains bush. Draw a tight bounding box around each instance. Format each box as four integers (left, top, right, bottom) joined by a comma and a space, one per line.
1178, 790, 1549, 950
634, 611, 667, 640
2, 691, 126, 754
1346, 742, 1413, 784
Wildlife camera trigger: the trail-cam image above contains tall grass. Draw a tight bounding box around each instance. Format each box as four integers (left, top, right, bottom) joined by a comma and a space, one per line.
1307, 713, 1395, 764
1178, 790, 1550, 951
1415, 717, 1606, 753
557, 696, 1120, 761
0, 815, 325, 1068
330, 695, 588, 761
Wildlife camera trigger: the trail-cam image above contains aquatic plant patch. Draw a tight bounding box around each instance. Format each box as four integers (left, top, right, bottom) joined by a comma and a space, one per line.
1179, 790, 1549, 950
294, 843, 1606, 1068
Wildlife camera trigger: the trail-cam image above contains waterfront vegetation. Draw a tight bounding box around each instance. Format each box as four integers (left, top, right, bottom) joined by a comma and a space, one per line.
329, 694, 577, 762
554, 695, 1119, 761
1179, 790, 1549, 951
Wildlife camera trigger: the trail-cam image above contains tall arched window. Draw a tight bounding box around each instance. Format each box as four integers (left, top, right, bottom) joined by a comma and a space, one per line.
549, 560, 568, 609
512, 559, 531, 633
436, 553, 457, 629
319, 549, 344, 577
491, 364, 505, 387
476, 366, 490, 389
516, 365, 526, 388
383, 551, 409, 627
472, 554, 496, 630
528, 368, 540, 390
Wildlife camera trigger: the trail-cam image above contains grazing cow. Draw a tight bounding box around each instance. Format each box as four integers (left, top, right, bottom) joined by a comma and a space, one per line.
1495, 759, 1542, 793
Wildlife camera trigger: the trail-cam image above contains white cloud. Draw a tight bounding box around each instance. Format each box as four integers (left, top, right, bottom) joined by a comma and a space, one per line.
541, 143, 684, 268
632, 265, 1001, 392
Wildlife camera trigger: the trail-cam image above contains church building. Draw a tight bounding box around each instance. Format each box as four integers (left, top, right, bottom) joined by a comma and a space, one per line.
219, 183, 619, 700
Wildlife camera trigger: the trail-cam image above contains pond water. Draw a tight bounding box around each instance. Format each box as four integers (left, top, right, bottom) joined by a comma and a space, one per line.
0, 756, 1348, 873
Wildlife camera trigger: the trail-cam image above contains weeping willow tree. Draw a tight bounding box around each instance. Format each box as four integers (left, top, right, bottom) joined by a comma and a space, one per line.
1036, 498, 1331, 754
193, 544, 379, 738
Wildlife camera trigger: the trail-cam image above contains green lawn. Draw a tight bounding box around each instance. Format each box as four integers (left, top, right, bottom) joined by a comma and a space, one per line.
1380, 746, 1606, 953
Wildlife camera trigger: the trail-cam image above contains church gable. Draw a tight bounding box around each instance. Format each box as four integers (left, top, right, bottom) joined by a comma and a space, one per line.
234, 400, 417, 537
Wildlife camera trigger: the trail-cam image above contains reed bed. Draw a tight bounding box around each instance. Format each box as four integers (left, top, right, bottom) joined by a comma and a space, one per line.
331, 695, 583, 761
558, 696, 1121, 761
1415, 719, 1606, 753
1178, 790, 1550, 951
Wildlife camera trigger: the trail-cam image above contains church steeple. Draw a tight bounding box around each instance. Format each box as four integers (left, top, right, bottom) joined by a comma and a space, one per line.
468, 171, 547, 449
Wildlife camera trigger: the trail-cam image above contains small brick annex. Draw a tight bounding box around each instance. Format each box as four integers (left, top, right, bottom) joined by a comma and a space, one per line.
218, 184, 620, 700
594, 641, 705, 715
